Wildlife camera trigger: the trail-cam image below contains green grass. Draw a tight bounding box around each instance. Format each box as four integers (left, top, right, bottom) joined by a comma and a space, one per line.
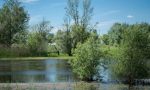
0, 56, 74, 61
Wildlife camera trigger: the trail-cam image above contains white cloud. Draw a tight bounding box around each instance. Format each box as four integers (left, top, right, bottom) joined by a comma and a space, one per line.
19, 0, 39, 3
127, 15, 134, 18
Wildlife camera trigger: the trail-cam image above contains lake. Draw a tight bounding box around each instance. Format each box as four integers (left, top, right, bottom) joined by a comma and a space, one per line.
0, 59, 150, 90
0, 59, 78, 83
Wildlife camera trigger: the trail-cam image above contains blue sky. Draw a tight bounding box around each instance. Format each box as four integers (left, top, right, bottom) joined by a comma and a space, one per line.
0, 0, 150, 34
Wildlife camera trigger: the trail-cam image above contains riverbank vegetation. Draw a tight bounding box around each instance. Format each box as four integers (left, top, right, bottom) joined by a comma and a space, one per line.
0, 0, 150, 89
0, 83, 150, 90
105, 23, 150, 88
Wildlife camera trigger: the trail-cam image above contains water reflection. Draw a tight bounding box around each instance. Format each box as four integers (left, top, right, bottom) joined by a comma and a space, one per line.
0, 59, 78, 83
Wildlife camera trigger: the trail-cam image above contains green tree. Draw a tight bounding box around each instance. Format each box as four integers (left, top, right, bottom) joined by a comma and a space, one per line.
55, 29, 72, 56
47, 33, 54, 43
63, 17, 72, 56
108, 23, 128, 46
66, 0, 93, 48
71, 25, 90, 48
27, 20, 52, 56
112, 24, 150, 88
55, 0, 95, 56
55, 30, 64, 52
12, 30, 28, 44
70, 34, 101, 81
0, 0, 29, 46
102, 34, 109, 45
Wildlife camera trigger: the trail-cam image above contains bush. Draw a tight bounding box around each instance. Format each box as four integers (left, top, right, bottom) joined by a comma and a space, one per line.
70, 37, 101, 81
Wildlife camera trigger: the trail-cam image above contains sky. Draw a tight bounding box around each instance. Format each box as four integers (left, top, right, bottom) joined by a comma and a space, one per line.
0, 0, 150, 34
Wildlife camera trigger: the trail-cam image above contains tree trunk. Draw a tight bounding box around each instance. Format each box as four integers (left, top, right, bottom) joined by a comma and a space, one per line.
68, 52, 72, 56
128, 74, 134, 90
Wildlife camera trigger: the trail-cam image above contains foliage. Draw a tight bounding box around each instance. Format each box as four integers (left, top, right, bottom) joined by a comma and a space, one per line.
111, 24, 150, 86
27, 20, 52, 56
70, 35, 101, 81
55, 30, 71, 55
0, 0, 29, 46
102, 34, 109, 45
108, 23, 128, 46
0, 44, 30, 57
56, 17, 72, 56
66, 0, 93, 47
54, 0, 94, 56
72, 0, 93, 42
0, 0, 29, 57
71, 24, 91, 48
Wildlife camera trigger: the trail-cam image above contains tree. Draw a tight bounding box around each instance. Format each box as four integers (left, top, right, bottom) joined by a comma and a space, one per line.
12, 30, 28, 44
66, 0, 93, 27
108, 23, 128, 46
66, 0, 79, 25
66, 0, 93, 48
112, 24, 150, 89
55, 29, 72, 56
102, 34, 109, 45
81, 0, 93, 28
47, 33, 54, 44
0, 0, 29, 46
63, 17, 72, 56
71, 25, 90, 48
70, 34, 101, 81
55, 0, 94, 56
27, 20, 52, 56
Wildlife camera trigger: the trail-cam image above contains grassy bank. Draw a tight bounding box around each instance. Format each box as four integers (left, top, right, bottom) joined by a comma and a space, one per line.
0, 82, 150, 90
0, 56, 74, 61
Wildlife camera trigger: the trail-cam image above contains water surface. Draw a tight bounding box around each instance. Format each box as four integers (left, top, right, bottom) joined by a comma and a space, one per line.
0, 59, 78, 83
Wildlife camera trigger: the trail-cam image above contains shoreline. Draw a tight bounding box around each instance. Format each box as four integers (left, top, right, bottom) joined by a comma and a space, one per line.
0, 82, 100, 90
0, 83, 150, 90
0, 56, 74, 60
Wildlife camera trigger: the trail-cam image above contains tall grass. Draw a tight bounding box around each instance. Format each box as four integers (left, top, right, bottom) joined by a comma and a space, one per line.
0, 44, 70, 58
0, 44, 30, 58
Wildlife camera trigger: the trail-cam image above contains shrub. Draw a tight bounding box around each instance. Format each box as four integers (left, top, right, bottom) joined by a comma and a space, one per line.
70, 37, 101, 81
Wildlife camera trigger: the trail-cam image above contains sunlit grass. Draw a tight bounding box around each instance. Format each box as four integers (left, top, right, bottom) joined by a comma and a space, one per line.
0, 56, 74, 61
